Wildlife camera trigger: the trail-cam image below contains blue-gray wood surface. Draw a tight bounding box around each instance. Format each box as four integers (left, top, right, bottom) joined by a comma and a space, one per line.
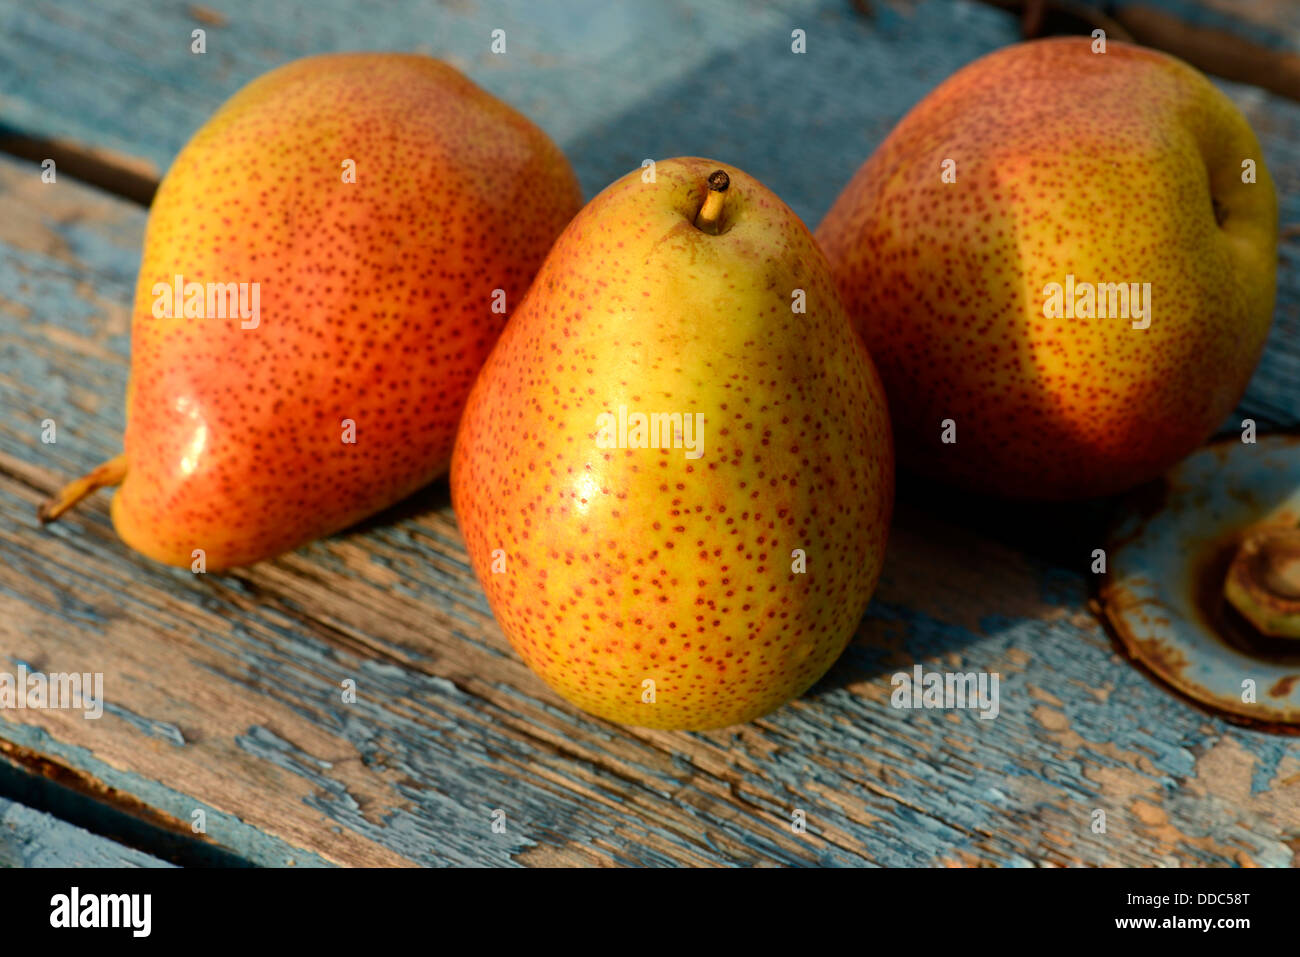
0, 795, 172, 867
0, 0, 1298, 865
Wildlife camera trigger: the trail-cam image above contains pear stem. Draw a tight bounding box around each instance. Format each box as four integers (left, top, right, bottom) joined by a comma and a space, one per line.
37, 453, 128, 524
694, 169, 730, 235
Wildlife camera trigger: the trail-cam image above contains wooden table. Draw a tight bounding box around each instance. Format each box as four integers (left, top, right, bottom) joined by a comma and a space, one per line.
1, 0, 1297, 867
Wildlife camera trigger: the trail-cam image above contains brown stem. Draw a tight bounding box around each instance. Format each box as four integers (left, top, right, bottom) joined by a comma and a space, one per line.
694, 169, 730, 235
37, 454, 128, 524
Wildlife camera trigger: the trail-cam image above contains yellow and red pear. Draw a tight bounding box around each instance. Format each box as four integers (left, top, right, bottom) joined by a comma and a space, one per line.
40, 53, 581, 569
817, 38, 1278, 499
452, 158, 894, 730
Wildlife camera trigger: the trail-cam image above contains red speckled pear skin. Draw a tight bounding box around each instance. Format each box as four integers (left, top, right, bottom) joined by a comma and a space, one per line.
111, 54, 582, 570
816, 38, 1278, 500
451, 157, 894, 730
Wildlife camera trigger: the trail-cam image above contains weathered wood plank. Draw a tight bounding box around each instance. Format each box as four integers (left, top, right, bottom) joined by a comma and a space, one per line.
0, 794, 173, 867
0, 0, 1298, 866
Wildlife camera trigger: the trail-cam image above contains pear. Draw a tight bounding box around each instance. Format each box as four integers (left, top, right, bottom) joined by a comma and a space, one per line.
817, 38, 1278, 499
39, 54, 581, 569
451, 158, 893, 730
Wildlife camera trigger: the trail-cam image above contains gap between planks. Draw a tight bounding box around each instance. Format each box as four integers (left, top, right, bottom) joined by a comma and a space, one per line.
0, 131, 158, 206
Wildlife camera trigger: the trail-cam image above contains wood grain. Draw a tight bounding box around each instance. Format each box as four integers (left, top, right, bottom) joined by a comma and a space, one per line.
0, 0, 1298, 866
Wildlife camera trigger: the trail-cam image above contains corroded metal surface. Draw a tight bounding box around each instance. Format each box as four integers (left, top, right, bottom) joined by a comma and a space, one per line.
1101, 435, 1300, 727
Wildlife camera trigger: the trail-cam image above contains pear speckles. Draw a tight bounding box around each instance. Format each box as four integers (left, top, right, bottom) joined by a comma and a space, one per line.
816, 38, 1277, 500
92, 54, 580, 569
452, 158, 893, 730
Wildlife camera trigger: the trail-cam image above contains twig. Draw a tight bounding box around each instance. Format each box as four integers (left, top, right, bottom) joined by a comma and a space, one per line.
976, 0, 1132, 42
1114, 5, 1300, 103
975, 1, 1300, 103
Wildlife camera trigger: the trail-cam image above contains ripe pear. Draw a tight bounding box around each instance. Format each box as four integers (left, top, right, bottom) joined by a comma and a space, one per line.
451, 158, 894, 730
39, 54, 581, 569
817, 38, 1278, 499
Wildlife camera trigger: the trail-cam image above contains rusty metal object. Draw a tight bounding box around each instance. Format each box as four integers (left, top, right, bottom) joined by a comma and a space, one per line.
1224, 526, 1300, 639
1098, 434, 1300, 728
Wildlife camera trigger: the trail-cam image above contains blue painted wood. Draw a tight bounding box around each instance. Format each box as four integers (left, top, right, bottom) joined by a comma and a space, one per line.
0, 0, 1297, 866
0, 795, 173, 867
